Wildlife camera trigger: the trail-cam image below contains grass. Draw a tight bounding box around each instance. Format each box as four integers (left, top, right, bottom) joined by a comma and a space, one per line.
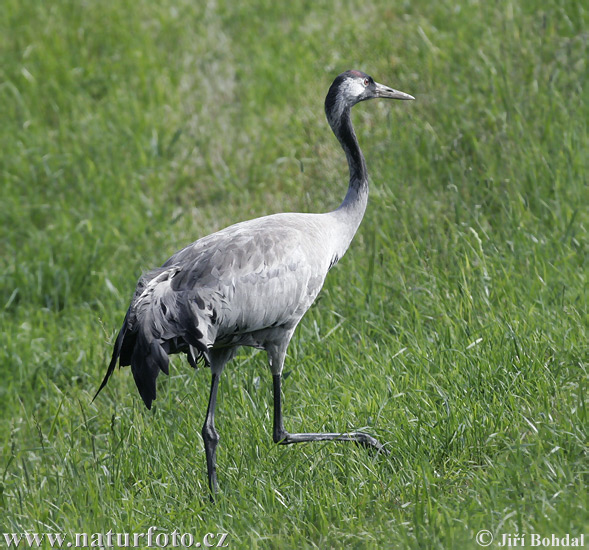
0, 0, 587, 548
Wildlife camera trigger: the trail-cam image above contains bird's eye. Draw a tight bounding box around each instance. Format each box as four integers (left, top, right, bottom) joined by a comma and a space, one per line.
363, 78, 370, 87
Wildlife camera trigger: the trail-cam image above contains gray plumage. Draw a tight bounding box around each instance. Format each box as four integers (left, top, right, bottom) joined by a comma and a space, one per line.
95, 70, 414, 496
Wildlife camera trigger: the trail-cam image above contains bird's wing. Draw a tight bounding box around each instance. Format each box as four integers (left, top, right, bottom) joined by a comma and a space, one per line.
101, 213, 336, 409
164, 213, 336, 336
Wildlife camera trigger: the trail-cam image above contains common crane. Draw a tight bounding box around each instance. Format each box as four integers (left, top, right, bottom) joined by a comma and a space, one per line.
95, 70, 414, 496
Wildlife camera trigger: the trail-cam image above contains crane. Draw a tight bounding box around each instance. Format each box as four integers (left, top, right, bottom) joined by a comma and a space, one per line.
94, 70, 414, 496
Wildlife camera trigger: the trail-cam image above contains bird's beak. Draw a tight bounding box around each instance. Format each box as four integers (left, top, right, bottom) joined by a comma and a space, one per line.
374, 82, 415, 100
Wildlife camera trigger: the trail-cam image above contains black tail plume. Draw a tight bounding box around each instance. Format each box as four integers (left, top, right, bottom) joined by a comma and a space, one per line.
130, 332, 169, 410
92, 316, 128, 403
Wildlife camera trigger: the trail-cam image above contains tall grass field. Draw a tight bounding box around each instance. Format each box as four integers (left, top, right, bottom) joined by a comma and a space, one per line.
1, 0, 587, 548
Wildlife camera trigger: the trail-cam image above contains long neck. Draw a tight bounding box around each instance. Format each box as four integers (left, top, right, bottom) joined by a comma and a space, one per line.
335, 107, 368, 196
326, 104, 369, 247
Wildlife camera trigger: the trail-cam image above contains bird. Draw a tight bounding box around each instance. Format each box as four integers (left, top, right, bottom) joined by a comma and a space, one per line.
94, 70, 414, 496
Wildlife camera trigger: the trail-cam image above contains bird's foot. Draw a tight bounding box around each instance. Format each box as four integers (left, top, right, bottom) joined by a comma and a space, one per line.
275, 430, 389, 456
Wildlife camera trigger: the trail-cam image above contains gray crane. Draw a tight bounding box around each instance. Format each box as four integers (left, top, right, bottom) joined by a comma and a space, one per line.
95, 70, 414, 496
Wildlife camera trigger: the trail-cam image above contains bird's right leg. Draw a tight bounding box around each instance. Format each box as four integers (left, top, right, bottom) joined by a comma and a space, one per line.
267, 340, 388, 453
271, 372, 388, 454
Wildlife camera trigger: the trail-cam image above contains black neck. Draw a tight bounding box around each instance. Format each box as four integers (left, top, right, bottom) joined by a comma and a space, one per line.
335, 108, 367, 188
324, 83, 371, 254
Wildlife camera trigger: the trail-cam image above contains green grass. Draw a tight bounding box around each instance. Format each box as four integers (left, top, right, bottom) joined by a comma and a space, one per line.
1, 0, 587, 548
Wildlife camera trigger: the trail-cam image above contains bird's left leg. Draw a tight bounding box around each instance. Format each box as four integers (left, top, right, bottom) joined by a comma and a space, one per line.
202, 370, 221, 497
201, 348, 234, 500
267, 343, 388, 455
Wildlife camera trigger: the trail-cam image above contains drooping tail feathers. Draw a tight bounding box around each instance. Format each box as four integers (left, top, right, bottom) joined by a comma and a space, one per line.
92, 314, 128, 404
93, 267, 214, 410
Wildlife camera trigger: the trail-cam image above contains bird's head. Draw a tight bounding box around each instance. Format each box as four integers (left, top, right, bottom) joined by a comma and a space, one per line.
325, 70, 414, 123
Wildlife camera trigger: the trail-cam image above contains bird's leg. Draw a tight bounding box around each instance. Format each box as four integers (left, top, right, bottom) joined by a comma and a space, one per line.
272, 373, 388, 455
202, 371, 221, 499
272, 373, 288, 443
